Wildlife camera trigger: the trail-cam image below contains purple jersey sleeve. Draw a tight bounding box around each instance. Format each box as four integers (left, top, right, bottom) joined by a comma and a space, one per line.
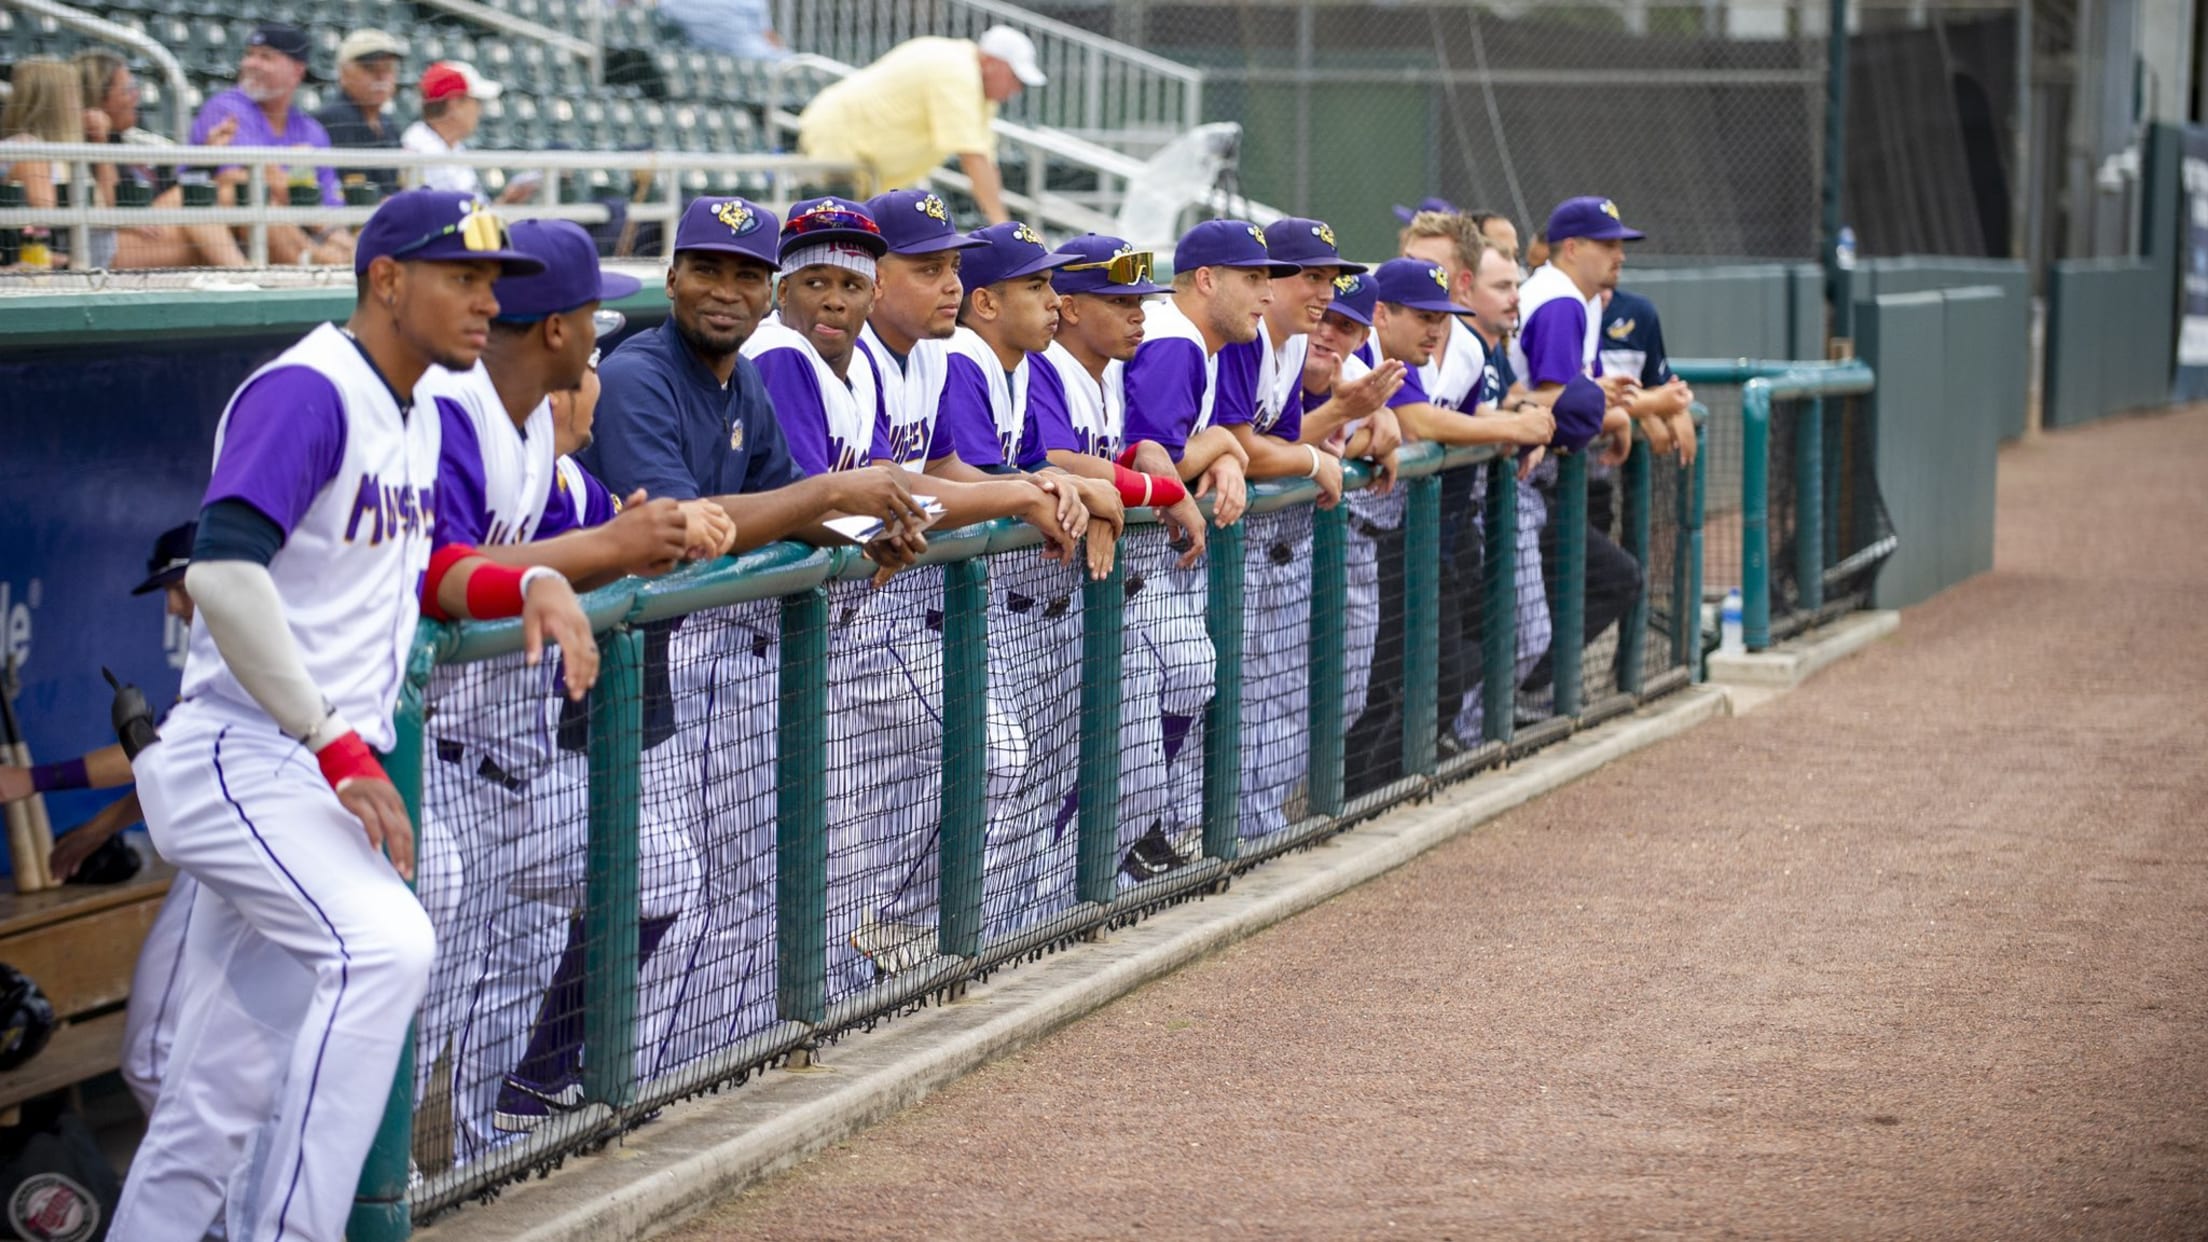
929, 352, 1008, 468
751, 347, 834, 477
1023, 355, 1080, 464
433, 397, 491, 547
1121, 337, 1207, 461
537, 460, 620, 537
1520, 297, 1590, 388
1211, 340, 1258, 428
202, 365, 348, 539
1269, 382, 1306, 443
1390, 365, 1428, 408
862, 349, 895, 462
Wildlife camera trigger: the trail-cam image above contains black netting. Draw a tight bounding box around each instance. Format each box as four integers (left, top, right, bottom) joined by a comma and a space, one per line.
1234, 506, 1316, 844
976, 545, 1088, 945
1767, 393, 1895, 641
1115, 523, 1214, 887
1342, 489, 1410, 797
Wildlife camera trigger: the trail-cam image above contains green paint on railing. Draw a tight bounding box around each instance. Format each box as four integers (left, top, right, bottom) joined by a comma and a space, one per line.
1742, 382, 1773, 649
1553, 453, 1589, 718
1687, 428, 1709, 681
1481, 459, 1518, 745
1202, 521, 1245, 863
1401, 475, 1440, 777
1076, 562, 1127, 906
583, 628, 643, 1107
938, 558, 989, 958
1306, 503, 1347, 818
1619, 440, 1654, 695
776, 588, 830, 1025
1796, 396, 1826, 614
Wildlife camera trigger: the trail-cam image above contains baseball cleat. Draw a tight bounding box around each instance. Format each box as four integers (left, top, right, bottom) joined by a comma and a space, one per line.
492, 1074, 585, 1133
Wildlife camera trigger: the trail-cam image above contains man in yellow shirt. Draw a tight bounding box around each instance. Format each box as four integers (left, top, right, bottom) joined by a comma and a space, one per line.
797, 25, 1044, 224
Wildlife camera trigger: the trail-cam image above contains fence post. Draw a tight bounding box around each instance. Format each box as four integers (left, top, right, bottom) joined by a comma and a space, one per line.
938, 557, 988, 958
582, 626, 642, 1108
1401, 476, 1439, 777
349, 637, 434, 1241
1742, 381, 1772, 649
1553, 453, 1588, 718
1481, 460, 1519, 745
1075, 559, 1126, 906
777, 587, 828, 1026
1305, 503, 1347, 818
1202, 520, 1245, 863
1795, 396, 1826, 615
1618, 440, 1653, 695
1686, 425, 1709, 681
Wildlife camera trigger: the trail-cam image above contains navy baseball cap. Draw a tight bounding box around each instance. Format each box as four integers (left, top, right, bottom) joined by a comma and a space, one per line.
1372, 257, 1470, 315
1322, 270, 1377, 327
354, 190, 544, 275
672, 196, 781, 268
780, 195, 887, 260
1051, 233, 1169, 297
958, 221, 1077, 291
1173, 219, 1299, 278
248, 22, 311, 64
131, 521, 196, 595
1551, 374, 1608, 453
1544, 196, 1645, 244
1392, 195, 1457, 225
867, 189, 989, 256
492, 220, 641, 321
1263, 217, 1367, 275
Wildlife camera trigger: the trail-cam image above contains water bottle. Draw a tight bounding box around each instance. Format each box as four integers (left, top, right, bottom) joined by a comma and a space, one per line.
1835, 225, 1857, 271
1719, 587, 1744, 654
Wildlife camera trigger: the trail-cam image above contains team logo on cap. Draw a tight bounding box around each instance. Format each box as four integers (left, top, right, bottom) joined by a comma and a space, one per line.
1011, 222, 1043, 247
1428, 265, 1449, 291
1333, 273, 1361, 295
1600, 199, 1621, 219
1247, 224, 1267, 246
714, 200, 760, 236
1312, 222, 1337, 249
1606, 318, 1635, 341
914, 194, 949, 223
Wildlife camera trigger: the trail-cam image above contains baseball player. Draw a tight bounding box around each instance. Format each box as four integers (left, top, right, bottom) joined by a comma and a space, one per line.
111, 189, 601, 1242
1597, 282, 1699, 522
579, 196, 932, 1076
1030, 234, 1210, 887
1211, 218, 1354, 839
0, 523, 197, 1118
837, 191, 1088, 977
411, 219, 722, 1159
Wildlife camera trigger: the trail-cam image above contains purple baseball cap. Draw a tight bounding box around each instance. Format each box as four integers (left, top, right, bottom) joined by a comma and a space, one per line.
672, 196, 781, 267
492, 219, 642, 321
1051, 233, 1170, 297
1392, 195, 1457, 225
780, 195, 888, 260
1322, 270, 1377, 327
1372, 257, 1471, 315
866, 189, 989, 256
354, 190, 544, 276
1551, 374, 1608, 453
1263, 217, 1368, 275
958, 221, 1077, 291
1544, 196, 1645, 244
1172, 219, 1299, 278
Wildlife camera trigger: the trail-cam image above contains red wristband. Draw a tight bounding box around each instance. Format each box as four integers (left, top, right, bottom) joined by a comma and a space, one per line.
420, 543, 477, 621
1147, 472, 1187, 507
464, 561, 530, 620
1110, 464, 1154, 508
316, 730, 389, 792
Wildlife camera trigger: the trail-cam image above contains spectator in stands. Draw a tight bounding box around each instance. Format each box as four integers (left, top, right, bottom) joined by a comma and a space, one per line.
659, 0, 788, 60
796, 26, 1046, 225
315, 29, 406, 199
0, 57, 116, 268
72, 49, 249, 268
402, 61, 537, 205
188, 22, 355, 265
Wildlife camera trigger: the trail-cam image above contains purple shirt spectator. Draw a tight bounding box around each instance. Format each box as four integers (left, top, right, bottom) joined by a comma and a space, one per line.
191, 88, 343, 207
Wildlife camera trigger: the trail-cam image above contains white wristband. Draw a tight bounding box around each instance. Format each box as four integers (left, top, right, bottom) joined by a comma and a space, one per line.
1139, 473, 1153, 507
302, 707, 355, 753
519, 565, 563, 597
1304, 444, 1324, 478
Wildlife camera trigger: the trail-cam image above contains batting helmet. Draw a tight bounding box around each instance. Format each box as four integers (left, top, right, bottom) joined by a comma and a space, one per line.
0, 966, 55, 1072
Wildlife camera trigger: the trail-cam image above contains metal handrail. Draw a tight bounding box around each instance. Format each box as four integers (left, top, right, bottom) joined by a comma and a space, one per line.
0, 0, 194, 143
0, 140, 856, 268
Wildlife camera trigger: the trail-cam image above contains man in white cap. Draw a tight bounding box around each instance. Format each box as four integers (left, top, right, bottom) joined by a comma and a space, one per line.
314, 29, 405, 197
796, 25, 1045, 225
402, 60, 537, 204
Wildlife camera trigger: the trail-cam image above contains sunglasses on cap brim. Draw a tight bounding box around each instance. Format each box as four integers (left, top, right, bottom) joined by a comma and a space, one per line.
1060, 250, 1155, 286
785, 206, 882, 238
387, 207, 513, 262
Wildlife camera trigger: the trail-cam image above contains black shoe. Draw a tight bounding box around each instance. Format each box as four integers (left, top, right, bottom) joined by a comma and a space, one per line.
1130, 823, 1189, 873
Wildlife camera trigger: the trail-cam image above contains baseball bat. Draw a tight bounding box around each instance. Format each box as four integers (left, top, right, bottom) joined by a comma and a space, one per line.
0, 658, 54, 892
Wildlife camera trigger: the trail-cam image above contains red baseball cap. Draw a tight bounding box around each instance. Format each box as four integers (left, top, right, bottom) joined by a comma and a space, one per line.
420, 60, 500, 103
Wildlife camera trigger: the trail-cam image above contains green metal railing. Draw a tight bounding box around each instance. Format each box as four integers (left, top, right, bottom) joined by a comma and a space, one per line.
355, 432, 1713, 1236
1672, 360, 1881, 652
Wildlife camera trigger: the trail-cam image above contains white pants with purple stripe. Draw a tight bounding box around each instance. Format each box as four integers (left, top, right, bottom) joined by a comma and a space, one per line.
120, 869, 196, 1116
117, 696, 435, 1242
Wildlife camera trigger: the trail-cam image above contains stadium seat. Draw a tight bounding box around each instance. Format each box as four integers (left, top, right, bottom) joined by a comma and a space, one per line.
652, 49, 688, 99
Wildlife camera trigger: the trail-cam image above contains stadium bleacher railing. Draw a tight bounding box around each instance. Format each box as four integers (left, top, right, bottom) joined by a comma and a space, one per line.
350, 431, 1718, 1237
1672, 359, 1892, 650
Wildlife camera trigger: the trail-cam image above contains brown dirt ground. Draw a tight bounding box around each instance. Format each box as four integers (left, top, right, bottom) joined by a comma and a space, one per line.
667, 406, 2208, 1242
